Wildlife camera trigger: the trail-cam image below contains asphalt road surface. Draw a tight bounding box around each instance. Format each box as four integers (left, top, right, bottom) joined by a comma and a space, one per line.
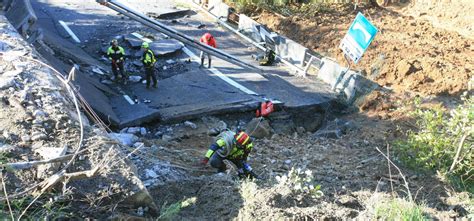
31, 0, 336, 128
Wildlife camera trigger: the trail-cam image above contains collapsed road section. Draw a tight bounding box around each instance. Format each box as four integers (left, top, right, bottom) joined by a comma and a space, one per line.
21, 0, 340, 129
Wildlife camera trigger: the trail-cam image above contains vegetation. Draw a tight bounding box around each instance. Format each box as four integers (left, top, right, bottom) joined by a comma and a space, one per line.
375, 198, 427, 221
275, 168, 323, 198
395, 93, 473, 193
158, 197, 197, 221
226, 0, 377, 15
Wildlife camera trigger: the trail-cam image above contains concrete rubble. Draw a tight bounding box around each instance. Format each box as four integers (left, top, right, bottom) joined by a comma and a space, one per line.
109, 132, 139, 146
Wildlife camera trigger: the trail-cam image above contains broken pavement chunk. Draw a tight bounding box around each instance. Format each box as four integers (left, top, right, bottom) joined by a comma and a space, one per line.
124, 33, 144, 49
129, 75, 142, 82
109, 133, 139, 146
149, 39, 184, 57
92, 66, 106, 75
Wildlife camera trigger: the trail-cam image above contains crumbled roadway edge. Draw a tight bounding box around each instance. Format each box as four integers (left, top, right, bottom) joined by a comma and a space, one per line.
0, 15, 156, 217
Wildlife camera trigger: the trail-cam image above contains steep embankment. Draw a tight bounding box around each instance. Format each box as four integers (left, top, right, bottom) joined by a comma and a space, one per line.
253, 3, 473, 96
0, 15, 154, 218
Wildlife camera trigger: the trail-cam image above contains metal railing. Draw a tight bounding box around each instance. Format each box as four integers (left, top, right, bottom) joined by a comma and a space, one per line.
96, 0, 261, 72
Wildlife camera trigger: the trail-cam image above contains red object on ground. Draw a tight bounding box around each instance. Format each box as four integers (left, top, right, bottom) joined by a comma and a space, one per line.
201, 157, 209, 165
200, 32, 217, 48
256, 101, 274, 117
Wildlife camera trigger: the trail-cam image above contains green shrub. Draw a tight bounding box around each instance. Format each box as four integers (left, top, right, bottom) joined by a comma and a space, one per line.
275, 168, 323, 198
158, 197, 196, 221
394, 94, 473, 192
375, 198, 427, 221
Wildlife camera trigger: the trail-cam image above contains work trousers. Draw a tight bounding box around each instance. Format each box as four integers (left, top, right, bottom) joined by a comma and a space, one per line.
209, 153, 243, 173
111, 60, 125, 78
145, 66, 157, 88
200, 51, 212, 68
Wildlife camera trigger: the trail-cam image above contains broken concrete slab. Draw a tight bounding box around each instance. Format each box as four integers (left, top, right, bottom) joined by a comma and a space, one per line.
149, 39, 184, 57
109, 133, 139, 146
92, 66, 106, 75
146, 8, 194, 20
124, 33, 144, 49
129, 75, 142, 82
184, 121, 197, 129
189, 22, 205, 29
71, 71, 121, 124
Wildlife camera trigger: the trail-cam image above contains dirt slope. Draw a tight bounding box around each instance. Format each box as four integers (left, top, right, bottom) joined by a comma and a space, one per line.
254, 3, 473, 96
133, 114, 471, 219
0, 16, 153, 219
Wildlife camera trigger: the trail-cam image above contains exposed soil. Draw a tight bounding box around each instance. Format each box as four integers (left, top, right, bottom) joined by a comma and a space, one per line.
123, 112, 471, 219
4, 0, 473, 219
253, 2, 473, 96
113, 1, 474, 219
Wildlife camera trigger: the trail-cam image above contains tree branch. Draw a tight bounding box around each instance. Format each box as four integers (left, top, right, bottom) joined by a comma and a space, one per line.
449, 131, 469, 173
376, 146, 413, 202
1, 149, 87, 170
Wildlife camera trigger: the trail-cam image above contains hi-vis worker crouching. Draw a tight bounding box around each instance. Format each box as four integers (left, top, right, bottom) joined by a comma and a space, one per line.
199, 32, 216, 68
107, 39, 127, 83
141, 42, 157, 89
202, 131, 259, 179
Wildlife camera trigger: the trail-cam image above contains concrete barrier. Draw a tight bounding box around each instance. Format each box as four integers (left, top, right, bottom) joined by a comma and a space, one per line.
4, 0, 40, 42
208, 0, 230, 20
318, 58, 379, 104
274, 36, 308, 67
238, 14, 263, 42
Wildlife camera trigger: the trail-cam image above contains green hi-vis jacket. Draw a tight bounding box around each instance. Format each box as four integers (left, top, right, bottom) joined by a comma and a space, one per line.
142, 49, 156, 68
205, 131, 253, 161
107, 46, 125, 61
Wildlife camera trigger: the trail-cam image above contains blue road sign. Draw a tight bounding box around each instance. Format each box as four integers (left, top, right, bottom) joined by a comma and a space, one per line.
339, 12, 378, 63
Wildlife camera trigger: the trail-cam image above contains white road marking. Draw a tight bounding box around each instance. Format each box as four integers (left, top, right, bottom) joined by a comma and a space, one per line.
131, 32, 152, 43
58, 20, 81, 43
123, 95, 135, 105
182, 47, 258, 95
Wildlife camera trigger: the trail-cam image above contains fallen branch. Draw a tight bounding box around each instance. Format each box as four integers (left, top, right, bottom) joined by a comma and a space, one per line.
65, 166, 101, 182
376, 146, 413, 202
387, 144, 394, 196
1, 149, 88, 170
449, 131, 469, 173
1, 173, 15, 220
38, 166, 101, 194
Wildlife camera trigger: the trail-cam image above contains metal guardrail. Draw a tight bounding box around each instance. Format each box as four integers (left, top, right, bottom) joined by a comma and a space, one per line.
96, 0, 261, 72
192, 0, 325, 77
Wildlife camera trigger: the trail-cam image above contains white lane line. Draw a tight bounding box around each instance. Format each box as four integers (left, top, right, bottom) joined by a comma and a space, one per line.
58, 20, 81, 43
123, 95, 135, 105
131, 32, 152, 43
182, 47, 258, 95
